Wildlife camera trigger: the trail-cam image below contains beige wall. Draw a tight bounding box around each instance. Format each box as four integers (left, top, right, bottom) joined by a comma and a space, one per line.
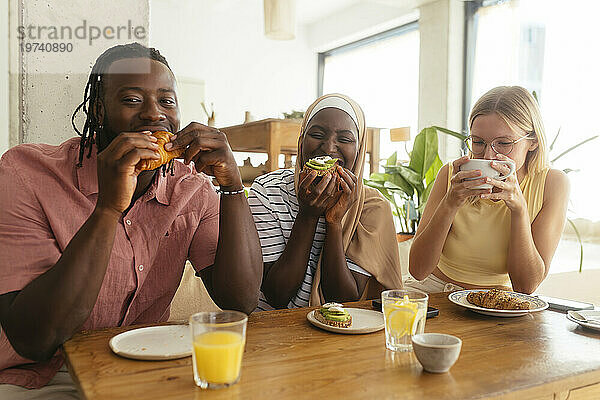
150, 0, 316, 129
307, 2, 419, 52
8, 0, 150, 147
0, 0, 8, 155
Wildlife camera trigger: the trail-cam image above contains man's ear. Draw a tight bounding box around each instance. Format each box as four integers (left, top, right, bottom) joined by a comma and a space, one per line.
93, 99, 105, 126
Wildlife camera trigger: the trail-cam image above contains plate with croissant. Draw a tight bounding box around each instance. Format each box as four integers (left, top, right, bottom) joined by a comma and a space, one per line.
448, 288, 548, 317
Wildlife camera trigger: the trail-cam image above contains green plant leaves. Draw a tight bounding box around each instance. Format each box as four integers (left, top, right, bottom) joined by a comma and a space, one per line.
364, 126, 459, 233
432, 126, 467, 140
551, 135, 598, 163
562, 168, 578, 174
545, 118, 598, 273
368, 172, 387, 182
365, 179, 392, 200
366, 172, 414, 197
567, 218, 584, 273
409, 127, 438, 180
391, 173, 415, 197
386, 151, 397, 166
549, 127, 561, 152
421, 155, 442, 205
420, 181, 435, 211
425, 155, 443, 187
390, 165, 422, 190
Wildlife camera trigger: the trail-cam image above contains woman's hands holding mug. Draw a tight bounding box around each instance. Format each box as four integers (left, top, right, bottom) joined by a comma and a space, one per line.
444, 156, 493, 209
480, 154, 527, 213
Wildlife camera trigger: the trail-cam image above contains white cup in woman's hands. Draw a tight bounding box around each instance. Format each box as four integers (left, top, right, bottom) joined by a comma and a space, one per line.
459, 159, 516, 189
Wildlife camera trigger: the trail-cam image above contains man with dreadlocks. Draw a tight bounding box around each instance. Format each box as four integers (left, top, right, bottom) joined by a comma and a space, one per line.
0, 43, 262, 398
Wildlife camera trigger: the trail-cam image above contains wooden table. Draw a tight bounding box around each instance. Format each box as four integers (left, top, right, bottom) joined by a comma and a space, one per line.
221, 118, 381, 174
63, 293, 600, 400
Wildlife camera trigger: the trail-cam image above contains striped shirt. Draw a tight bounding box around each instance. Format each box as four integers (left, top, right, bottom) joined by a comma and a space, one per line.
249, 169, 369, 311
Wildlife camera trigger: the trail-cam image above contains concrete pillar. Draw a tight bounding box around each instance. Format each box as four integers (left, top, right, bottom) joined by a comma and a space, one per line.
418, 0, 465, 162
1, 0, 9, 155
7, 0, 150, 147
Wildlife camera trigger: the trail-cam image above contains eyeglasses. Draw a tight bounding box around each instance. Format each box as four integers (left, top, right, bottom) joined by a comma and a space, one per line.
464, 134, 534, 156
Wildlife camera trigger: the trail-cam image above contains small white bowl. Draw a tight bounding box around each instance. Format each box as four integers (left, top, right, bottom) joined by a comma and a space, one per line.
411, 333, 462, 373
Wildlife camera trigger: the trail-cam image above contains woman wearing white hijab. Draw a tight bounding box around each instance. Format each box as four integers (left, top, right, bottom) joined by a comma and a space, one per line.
249, 94, 402, 311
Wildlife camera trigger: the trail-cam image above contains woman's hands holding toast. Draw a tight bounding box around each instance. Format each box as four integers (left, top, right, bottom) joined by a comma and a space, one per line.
297, 166, 357, 223
325, 167, 357, 224
297, 169, 339, 218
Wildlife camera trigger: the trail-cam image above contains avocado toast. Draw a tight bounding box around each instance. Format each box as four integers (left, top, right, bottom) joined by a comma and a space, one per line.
314, 302, 352, 328
303, 156, 339, 177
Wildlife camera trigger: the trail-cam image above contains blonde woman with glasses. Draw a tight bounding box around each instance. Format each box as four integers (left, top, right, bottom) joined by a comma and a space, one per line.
408, 86, 569, 294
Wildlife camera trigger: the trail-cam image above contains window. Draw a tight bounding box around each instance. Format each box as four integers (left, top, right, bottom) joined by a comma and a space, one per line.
319, 22, 420, 175
465, 0, 600, 273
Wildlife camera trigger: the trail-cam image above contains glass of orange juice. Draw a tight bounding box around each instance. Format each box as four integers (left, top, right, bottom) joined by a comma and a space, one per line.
189, 311, 247, 389
382, 289, 428, 352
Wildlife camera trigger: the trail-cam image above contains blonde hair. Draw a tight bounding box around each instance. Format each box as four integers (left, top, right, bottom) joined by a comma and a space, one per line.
469, 86, 549, 176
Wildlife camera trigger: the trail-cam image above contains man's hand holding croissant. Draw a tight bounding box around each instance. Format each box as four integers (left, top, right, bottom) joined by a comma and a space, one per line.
165, 122, 243, 190
135, 131, 184, 172
96, 131, 161, 216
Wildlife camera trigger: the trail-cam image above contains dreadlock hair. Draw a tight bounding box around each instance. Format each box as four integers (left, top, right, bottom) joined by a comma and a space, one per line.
72, 42, 172, 171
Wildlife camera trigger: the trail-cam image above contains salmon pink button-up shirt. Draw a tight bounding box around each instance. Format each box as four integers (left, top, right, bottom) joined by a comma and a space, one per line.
0, 138, 219, 388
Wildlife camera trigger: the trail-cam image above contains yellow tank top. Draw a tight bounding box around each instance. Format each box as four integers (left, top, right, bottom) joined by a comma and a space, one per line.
437, 164, 549, 287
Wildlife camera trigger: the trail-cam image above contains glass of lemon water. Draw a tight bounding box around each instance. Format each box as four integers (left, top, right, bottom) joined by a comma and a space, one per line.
189, 311, 247, 389
382, 289, 428, 352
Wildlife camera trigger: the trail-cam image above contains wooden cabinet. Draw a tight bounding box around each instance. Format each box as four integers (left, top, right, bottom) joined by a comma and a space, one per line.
556, 382, 600, 399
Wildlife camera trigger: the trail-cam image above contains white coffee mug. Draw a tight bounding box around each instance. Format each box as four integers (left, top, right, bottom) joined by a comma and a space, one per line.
459, 159, 516, 189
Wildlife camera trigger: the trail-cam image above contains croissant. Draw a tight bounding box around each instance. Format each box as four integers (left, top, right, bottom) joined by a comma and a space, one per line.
467, 288, 531, 310
136, 131, 185, 172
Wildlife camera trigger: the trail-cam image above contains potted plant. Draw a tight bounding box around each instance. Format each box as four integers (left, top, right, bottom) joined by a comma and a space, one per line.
364, 126, 465, 240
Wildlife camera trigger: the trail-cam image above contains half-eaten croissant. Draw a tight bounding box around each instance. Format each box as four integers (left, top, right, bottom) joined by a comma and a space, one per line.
136, 131, 185, 172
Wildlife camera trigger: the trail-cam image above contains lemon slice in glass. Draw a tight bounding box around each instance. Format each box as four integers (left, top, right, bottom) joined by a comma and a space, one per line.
385, 298, 418, 337
410, 308, 425, 335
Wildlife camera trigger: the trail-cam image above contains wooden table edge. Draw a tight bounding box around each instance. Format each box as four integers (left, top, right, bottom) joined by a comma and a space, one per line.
62, 297, 600, 400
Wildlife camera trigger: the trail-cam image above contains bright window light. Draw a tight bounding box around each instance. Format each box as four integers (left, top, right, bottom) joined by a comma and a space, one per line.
469, 0, 600, 223
321, 25, 420, 175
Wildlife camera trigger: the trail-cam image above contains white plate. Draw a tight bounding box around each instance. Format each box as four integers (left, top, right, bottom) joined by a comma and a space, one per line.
307, 308, 384, 334
109, 325, 191, 360
567, 310, 600, 332
448, 290, 548, 317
